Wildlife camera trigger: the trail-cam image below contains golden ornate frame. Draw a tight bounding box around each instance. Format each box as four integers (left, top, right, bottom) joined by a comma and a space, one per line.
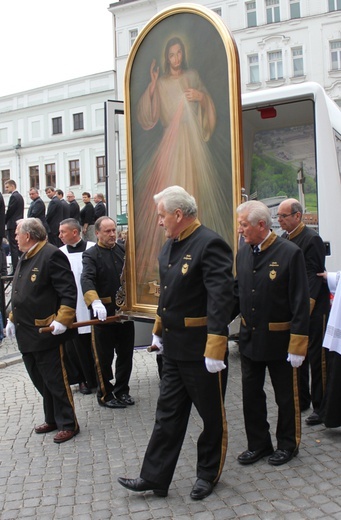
123, 3, 243, 316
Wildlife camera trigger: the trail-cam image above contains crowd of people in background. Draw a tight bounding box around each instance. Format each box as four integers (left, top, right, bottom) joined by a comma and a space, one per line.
0, 182, 340, 502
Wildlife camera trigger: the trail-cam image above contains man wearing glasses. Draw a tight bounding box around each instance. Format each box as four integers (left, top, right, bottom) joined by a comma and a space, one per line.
277, 199, 330, 426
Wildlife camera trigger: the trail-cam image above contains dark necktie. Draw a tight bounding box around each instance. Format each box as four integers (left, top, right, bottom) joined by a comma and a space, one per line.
253, 245, 260, 255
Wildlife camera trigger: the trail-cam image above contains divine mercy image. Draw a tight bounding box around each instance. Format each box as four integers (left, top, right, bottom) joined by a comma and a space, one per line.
128, 13, 235, 305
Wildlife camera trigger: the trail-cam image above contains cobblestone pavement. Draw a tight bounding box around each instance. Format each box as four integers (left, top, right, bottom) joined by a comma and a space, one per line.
1, 338, 341, 520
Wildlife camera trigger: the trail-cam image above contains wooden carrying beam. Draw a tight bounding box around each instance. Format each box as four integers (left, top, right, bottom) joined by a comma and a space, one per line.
39, 314, 129, 333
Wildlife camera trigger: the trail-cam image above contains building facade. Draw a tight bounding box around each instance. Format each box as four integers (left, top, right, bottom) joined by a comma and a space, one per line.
0, 1, 340, 219
110, 0, 341, 104
0, 72, 115, 213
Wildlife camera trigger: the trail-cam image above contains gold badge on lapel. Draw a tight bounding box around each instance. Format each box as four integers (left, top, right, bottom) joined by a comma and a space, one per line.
31, 274, 37, 283
269, 269, 277, 281
182, 263, 189, 275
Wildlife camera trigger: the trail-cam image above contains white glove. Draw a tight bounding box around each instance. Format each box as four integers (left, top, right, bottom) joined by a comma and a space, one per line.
287, 353, 305, 368
5, 319, 16, 339
205, 357, 226, 373
152, 334, 163, 354
50, 320, 67, 335
91, 300, 107, 321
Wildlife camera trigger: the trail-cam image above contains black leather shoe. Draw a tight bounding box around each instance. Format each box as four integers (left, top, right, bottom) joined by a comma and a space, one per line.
268, 448, 298, 466
190, 478, 215, 500
98, 397, 126, 409
116, 393, 135, 406
237, 447, 274, 465
305, 411, 323, 425
117, 477, 168, 497
79, 382, 92, 395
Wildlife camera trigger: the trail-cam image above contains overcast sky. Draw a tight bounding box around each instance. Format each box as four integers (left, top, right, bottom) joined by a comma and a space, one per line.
0, 0, 114, 97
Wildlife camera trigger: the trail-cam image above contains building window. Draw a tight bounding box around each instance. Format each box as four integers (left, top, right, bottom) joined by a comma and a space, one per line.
292, 47, 304, 76
69, 160, 80, 186
266, 0, 280, 23
96, 156, 106, 183
1, 169, 10, 192
45, 163, 56, 187
248, 54, 260, 83
129, 29, 138, 48
29, 165, 39, 189
328, 0, 341, 11
290, 0, 300, 18
73, 113, 84, 131
52, 117, 62, 135
331, 40, 341, 70
268, 50, 283, 80
246, 2, 257, 27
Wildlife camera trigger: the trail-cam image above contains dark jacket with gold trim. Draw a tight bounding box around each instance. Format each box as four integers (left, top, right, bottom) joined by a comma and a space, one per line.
285, 222, 330, 316
81, 242, 125, 317
152, 220, 234, 362
10, 241, 77, 353
235, 231, 310, 361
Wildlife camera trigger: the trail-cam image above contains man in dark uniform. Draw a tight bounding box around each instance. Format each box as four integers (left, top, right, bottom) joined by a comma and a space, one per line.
5, 179, 24, 273
45, 186, 63, 247
277, 198, 330, 425
5, 217, 79, 443
81, 216, 135, 409
0, 190, 6, 272
27, 188, 48, 231
56, 189, 71, 220
80, 192, 96, 242
66, 191, 80, 222
235, 200, 310, 466
94, 193, 106, 221
118, 186, 234, 500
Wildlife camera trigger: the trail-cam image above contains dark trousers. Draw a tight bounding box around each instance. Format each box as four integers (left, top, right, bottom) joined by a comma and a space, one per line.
299, 312, 329, 412
7, 228, 21, 271
22, 346, 78, 431
240, 353, 301, 452
140, 355, 228, 488
64, 333, 97, 387
92, 320, 134, 401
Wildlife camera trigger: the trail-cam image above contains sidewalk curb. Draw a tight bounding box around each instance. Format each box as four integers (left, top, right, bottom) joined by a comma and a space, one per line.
0, 353, 22, 368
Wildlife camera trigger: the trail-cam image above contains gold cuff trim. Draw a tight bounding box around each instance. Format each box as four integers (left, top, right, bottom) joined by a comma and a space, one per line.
310, 298, 316, 316
101, 297, 112, 304
152, 314, 162, 336
204, 333, 228, 360
56, 305, 76, 327
84, 290, 99, 307
269, 322, 291, 331
184, 316, 207, 327
288, 334, 308, 357
241, 317, 246, 327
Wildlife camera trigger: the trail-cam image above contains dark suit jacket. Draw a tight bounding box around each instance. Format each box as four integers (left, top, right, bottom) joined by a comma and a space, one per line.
5, 190, 24, 230
285, 223, 330, 316
0, 192, 5, 239
235, 231, 310, 361
94, 201, 106, 220
11, 241, 77, 353
46, 196, 63, 234
61, 199, 71, 219
27, 197, 47, 230
152, 220, 234, 362
69, 199, 80, 221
